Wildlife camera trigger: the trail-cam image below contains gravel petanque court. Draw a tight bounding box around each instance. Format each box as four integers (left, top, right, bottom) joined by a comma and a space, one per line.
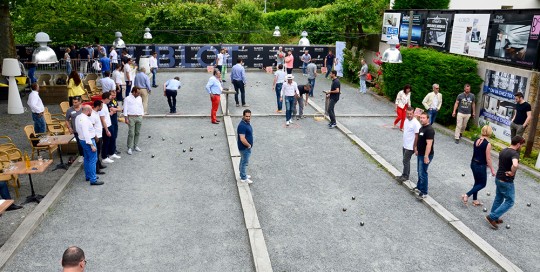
2, 118, 254, 271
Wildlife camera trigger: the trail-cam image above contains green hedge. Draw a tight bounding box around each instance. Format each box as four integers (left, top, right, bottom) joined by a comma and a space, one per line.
382, 48, 483, 126
263, 8, 322, 34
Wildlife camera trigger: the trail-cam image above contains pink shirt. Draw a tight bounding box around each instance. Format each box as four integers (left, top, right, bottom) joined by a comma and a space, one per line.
285, 55, 294, 69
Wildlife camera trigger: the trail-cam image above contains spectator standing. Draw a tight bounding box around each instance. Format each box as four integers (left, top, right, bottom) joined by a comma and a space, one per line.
76, 105, 103, 185
150, 52, 159, 88
111, 64, 125, 101
90, 100, 106, 174
123, 87, 144, 155
510, 92, 532, 138
206, 71, 222, 124
275, 46, 285, 71
273, 64, 286, 112
99, 54, 111, 77
27, 61, 37, 84
306, 60, 317, 97
216, 49, 224, 76
124, 58, 134, 99
100, 71, 116, 93
280, 74, 299, 126
393, 84, 412, 131
134, 67, 152, 115
109, 46, 118, 71
231, 58, 248, 107
414, 112, 435, 199
99, 92, 114, 164
221, 48, 229, 82
67, 71, 86, 106
300, 50, 311, 76
358, 59, 368, 94
324, 50, 335, 78
285, 50, 294, 75
106, 90, 121, 159
462, 125, 496, 206
78, 45, 89, 74
452, 84, 475, 144
485, 136, 525, 230
65, 97, 84, 160
64, 48, 72, 75
397, 107, 421, 183
422, 84, 443, 125
27, 83, 46, 133
164, 76, 182, 114
325, 70, 341, 129
237, 109, 254, 184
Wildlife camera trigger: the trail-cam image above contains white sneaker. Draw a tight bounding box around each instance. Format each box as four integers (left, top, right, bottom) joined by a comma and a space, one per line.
78, 157, 84, 163
241, 179, 253, 184
103, 157, 114, 163
110, 154, 121, 159
286, 121, 290, 126
289, 119, 293, 124
247, 175, 251, 179
127, 148, 133, 155
135, 146, 142, 152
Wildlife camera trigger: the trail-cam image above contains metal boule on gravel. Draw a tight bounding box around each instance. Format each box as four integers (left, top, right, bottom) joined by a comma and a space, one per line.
506, 224, 511, 229
360, 222, 364, 226
214, 133, 217, 136
190, 157, 193, 160
180, 141, 183, 144
148, 136, 151, 138
352, 196, 356, 200
483, 207, 487, 212
210, 148, 214, 151
162, 137, 165, 141
527, 203, 531, 207
462, 174, 465, 177
487, 192, 491, 196
201, 136, 204, 139
151, 155, 155, 158
183, 149, 186, 152
342, 208, 347, 212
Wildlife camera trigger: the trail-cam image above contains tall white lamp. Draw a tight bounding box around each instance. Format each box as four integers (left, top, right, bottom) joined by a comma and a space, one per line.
2, 58, 24, 114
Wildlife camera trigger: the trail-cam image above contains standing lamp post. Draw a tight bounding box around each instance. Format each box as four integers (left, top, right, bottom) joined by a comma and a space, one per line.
143, 28, 153, 40
113, 32, 126, 49
273, 26, 281, 37
2, 58, 24, 114
298, 31, 310, 46
382, 36, 402, 63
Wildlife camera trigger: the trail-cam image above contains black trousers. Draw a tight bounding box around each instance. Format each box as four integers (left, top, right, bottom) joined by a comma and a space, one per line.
165, 90, 177, 112
96, 137, 104, 169
232, 80, 246, 105
328, 98, 338, 124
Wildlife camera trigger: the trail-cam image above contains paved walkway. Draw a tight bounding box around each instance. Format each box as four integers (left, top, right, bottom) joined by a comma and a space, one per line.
2, 70, 538, 271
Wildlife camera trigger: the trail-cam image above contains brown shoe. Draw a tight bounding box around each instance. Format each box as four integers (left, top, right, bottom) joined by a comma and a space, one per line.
496, 219, 503, 224
485, 215, 499, 230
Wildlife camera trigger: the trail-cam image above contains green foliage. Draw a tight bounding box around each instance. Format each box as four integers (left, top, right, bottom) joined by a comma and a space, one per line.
231, 0, 264, 43
263, 8, 321, 34
341, 46, 364, 84
382, 48, 483, 126
392, 0, 450, 9
293, 13, 336, 45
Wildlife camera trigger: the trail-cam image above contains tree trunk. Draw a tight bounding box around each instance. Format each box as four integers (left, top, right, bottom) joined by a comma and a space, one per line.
0, 2, 16, 65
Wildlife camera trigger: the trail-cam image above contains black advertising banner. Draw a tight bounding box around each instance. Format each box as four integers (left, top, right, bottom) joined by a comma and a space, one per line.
17, 44, 332, 69
424, 14, 453, 49
487, 12, 540, 68
399, 13, 423, 45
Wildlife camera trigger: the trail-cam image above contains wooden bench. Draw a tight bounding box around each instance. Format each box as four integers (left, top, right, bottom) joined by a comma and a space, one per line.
0, 199, 14, 215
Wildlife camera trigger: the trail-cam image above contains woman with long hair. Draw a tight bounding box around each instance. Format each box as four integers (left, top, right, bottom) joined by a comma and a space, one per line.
67, 70, 86, 106
462, 125, 496, 206
393, 84, 412, 131
64, 48, 72, 75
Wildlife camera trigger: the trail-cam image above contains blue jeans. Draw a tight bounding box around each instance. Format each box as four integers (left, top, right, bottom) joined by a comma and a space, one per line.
284, 96, 295, 121
108, 122, 118, 156
32, 113, 46, 133
359, 79, 367, 93
66, 62, 72, 75
302, 62, 308, 74
428, 109, 438, 125
0, 182, 12, 200
151, 68, 157, 86
489, 178, 515, 221
325, 63, 333, 78
28, 67, 37, 83
275, 83, 283, 110
239, 148, 251, 180
308, 78, 315, 96
81, 139, 98, 183
417, 154, 434, 195
467, 162, 487, 200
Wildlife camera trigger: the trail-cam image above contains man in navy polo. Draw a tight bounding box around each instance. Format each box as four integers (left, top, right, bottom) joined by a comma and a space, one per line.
237, 109, 253, 184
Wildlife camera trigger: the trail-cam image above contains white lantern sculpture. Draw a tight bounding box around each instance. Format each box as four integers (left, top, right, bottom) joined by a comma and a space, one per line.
2, 59, 24, 114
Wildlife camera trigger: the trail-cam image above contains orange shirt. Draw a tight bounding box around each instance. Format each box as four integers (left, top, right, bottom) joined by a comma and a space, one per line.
285, 55, 294, 69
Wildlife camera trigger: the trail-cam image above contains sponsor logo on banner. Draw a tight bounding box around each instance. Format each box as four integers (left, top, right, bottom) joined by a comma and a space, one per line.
254, 54, 263, 61
254, 47, 264, 51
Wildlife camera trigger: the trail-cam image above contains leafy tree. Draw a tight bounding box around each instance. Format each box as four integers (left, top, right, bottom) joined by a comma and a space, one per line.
326, 0, 389, 47
392, 0, 449, 9
231, 0, 263, 43
293, 13, 336, 45
0, 1, 16, 61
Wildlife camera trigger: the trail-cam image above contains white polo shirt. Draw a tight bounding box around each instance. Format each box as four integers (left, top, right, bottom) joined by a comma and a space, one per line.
403, 117, 421, 150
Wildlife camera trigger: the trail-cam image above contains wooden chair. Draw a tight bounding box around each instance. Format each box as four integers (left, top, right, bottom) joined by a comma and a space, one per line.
52, 74, 68, 85
0, 146, 22, 162
0, 135, 15, 150
88, 80, 101, 95
37, 74, 52, 86
23, 125, 57, 160
0, 159, 20, 198
43, 112, 68, 135
60, 101, 70, 115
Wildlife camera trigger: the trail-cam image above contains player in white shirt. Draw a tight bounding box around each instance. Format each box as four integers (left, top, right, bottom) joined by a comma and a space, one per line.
397, 107, 421, 183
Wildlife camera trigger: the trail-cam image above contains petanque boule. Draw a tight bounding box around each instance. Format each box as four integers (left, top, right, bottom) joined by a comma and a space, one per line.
190, 157, 193, 160
214, 133, 217, 136
180, 141, 183, 144
183, 149, 186, 152
210, 147, 214, 151
151, 155, 155, 158
148, 136, 151, 139
506, 224, 511, 229
201, 136, 204, 139
483, 207, 487, 212
461, 173, 465, 177
162, 137, 165, 141
360, 222, 365, 226
342, 208, 347, 212
352, 196, 356, 200
487, 192, 491, 196
527, 203, 531, 207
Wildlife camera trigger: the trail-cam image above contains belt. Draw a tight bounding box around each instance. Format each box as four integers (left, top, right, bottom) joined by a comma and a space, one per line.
212, 93, 221, 96
165, 89, 177, 92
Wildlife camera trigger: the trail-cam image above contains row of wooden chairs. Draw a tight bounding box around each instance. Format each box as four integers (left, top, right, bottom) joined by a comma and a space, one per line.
0, 136, 23, 197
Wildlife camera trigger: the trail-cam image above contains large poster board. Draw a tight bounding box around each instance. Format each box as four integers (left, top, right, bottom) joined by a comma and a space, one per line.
479, 69, 528, 142
486, 12, 540, 68
382, 13, 401, 42
424, 14, 452, 49
335, 41, 346, 77
450, 14, 490, 58
399, 13, 423, 45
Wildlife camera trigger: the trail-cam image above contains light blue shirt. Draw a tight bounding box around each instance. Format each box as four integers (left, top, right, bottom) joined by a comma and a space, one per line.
230, 63, 246, 83
165, 79, 181, 90
134, 72, 152, 90
206, 76, 222, 95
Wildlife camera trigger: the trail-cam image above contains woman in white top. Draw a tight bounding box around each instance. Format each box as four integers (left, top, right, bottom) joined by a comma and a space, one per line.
112, 64, 125, 101
109, 47, 118, 71
393, 84, 412, 131
64, 48, 72, 75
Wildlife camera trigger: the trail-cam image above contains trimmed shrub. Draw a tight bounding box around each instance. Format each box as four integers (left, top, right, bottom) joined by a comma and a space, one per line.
383, 48, 483, 126
293, 13, 336, 45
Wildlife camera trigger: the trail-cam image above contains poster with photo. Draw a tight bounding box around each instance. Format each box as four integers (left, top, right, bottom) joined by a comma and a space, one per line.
424, 14, 452, 49
382, 13, 401, 42
486, 12, 540, 68
479, 69, 528, 142
399, 13, 423, 45
449, 14, 490, 58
